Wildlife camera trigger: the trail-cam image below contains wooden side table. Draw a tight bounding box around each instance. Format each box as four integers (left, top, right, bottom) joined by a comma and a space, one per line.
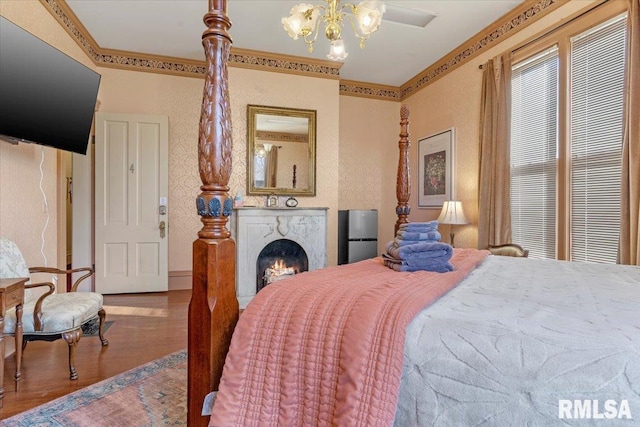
0, 277, 26, 408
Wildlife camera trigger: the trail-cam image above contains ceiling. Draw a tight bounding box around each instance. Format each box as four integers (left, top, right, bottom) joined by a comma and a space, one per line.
65, 1, 524, 87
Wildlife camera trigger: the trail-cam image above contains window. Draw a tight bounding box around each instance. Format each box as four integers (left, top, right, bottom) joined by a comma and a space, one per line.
510, 13, 627, 263
569, 17, 627, 263
511, 48, 559, 259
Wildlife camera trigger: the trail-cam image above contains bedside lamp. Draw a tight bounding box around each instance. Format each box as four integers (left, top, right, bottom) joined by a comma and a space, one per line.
437, 201, 469, 247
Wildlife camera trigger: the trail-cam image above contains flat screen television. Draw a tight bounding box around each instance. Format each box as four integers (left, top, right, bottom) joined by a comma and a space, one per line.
0, 16, 101, 155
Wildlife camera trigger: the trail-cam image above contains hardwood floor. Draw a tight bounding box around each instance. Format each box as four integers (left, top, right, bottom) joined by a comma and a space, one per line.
0, 289, 190, 420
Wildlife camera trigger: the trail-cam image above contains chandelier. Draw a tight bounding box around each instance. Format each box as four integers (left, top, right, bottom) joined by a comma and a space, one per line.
282, 0, 386, 61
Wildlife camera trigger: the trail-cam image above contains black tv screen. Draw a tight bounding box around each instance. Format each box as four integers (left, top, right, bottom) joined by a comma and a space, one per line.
0, 16, 101, 155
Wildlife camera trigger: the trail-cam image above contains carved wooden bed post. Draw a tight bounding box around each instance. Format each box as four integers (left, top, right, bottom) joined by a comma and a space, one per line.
188, 1, 239, 426
395, 105, 411, 234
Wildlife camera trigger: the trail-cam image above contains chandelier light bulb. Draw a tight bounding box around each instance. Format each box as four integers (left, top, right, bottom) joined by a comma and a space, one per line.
327, 39, 348, 61
282, 0, 385, 61
355, 1, 385, 35
282, 4, 319, 39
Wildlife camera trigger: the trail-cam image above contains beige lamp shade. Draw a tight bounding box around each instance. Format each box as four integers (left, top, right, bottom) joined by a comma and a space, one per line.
437, 201, 469, 225
437, 201, 468, 247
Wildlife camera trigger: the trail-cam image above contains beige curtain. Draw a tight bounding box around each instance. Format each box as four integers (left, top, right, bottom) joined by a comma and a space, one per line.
266, 148, 278, 187
620, 0, 640, 265
477, 54, 512, 249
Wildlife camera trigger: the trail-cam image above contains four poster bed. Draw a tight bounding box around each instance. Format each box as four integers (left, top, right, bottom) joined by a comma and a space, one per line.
188, 2, 640, 426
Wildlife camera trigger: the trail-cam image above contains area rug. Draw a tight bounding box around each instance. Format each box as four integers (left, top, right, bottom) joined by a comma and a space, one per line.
1, 349, 187, 426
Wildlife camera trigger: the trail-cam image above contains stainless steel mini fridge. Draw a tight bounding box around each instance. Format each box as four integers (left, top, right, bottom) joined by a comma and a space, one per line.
338, 209, 378, 265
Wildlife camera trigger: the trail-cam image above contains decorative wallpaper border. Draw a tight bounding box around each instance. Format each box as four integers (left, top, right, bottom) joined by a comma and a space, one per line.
42, 0, 565, 101
400, 0, 565, 98
229, 48, 341, 79
339, 80, 402, 101
95, 48, 207, 77
40, 0, 341, 80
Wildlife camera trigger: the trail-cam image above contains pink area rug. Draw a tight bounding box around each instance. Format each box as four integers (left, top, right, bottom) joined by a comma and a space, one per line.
1, 350, 186, 426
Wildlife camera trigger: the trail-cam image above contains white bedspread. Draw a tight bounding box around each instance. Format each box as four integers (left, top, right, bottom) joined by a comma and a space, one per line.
395, 255, 640, 426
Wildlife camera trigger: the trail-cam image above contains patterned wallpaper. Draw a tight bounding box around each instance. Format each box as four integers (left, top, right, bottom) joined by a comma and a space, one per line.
0, 143, 58, 268
96, 66, 340, 271
0, 0, 96, 269
96, 68, 202, 273
228, 68, 341, 266
1, 0, 594, 274
403, 68, 481, 249
338, 96, 401, 251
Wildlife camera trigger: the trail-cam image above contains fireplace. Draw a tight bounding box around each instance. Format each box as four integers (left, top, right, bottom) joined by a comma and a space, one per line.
230, 207, 327, 308
257, 239, 308, 291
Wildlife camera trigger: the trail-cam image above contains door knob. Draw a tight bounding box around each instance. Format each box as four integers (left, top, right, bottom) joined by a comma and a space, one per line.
159, 221, 166, 238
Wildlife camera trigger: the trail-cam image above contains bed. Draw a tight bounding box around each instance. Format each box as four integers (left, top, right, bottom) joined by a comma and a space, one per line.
187, 2, 640, 426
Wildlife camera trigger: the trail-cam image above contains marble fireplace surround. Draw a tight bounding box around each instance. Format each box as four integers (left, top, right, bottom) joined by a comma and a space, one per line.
230, 207, 328, 308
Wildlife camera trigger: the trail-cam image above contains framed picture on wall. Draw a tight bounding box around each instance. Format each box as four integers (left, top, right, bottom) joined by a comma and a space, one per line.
417, 128, 454, 208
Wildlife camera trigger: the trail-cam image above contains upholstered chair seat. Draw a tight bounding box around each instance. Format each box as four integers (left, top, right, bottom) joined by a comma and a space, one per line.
3, 292, 103, 334
488, 243, 529, 258
0, 236, 108, 380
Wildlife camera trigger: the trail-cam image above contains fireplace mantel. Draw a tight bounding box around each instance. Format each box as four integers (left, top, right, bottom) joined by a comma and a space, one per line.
230, 207, 328, 308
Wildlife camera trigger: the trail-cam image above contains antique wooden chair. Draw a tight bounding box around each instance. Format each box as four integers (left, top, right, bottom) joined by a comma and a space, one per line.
488, 243, 529, 258
0, 237, 108, 380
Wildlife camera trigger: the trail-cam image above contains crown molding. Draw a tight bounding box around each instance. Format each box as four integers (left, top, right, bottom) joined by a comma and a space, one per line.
229, 48, 341, 80
335, 0, 569, 101
91, 47, 208, 77
339, 80, 402, 101
400, 0, 568, 98
40, 0, 341, 80
42, 0, 567, 101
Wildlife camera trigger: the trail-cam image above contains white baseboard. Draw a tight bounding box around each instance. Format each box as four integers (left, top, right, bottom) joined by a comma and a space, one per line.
168, 270, 192, 291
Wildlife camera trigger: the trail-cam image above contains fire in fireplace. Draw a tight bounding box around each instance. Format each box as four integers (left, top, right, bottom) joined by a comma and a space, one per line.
256, 239, 308, 292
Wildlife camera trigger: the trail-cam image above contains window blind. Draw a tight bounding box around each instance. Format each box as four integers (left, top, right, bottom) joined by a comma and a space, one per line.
570, 16, 627, 263
511, 47, 559, 259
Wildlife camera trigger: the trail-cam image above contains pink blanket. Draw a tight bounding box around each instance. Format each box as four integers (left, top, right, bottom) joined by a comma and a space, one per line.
209, 248, 489, 427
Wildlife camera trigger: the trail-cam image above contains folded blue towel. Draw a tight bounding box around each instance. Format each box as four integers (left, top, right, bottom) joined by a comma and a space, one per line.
396, 230, 441, 241
393, 236, 442, 247
382, 252, 452, 268
383, 257, 453, 273
386, 240, 453, 260
398, 221, 438, 232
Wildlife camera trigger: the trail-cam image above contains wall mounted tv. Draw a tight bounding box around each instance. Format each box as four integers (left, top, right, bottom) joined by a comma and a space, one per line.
0, 16, 101, 155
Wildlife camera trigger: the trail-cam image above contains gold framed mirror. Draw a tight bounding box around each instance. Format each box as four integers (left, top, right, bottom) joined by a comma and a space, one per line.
247, 105, 316, 196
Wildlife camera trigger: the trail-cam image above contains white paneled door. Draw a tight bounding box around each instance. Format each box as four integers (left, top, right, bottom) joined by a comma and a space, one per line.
95, 113, 169, 293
